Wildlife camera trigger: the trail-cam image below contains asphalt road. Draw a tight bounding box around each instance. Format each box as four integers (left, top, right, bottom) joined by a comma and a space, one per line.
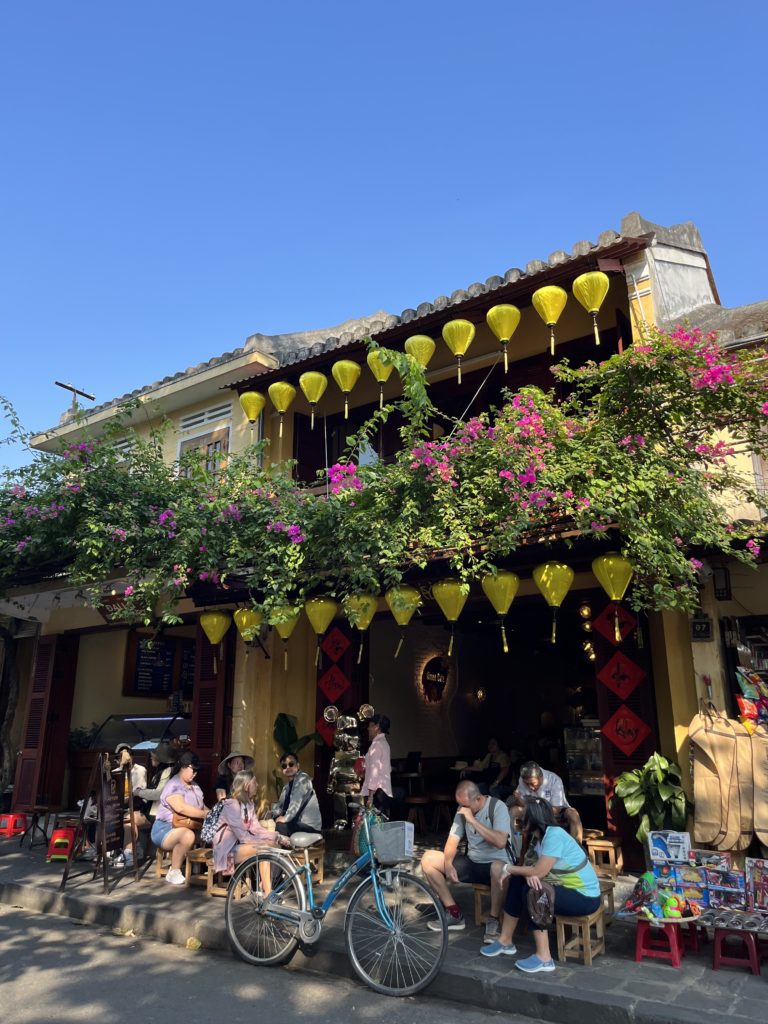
0, 904, 546, 1024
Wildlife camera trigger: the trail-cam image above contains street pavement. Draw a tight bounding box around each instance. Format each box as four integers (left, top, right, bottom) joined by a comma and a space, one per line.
0, 905, 546, 1024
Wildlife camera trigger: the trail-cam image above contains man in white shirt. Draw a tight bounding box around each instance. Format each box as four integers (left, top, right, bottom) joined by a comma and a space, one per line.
512, 761, 583, 843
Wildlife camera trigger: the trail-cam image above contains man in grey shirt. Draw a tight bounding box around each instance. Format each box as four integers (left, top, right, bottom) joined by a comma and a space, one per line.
512, 761, 583, 843
421, 780, 513, 939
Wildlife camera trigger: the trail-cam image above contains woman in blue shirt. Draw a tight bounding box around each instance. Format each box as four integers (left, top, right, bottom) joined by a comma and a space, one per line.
481, 796, 600, 972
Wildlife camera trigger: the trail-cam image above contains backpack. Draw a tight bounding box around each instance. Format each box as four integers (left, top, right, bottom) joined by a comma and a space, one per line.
488, 797, 519, 864
200, 800, 225, 844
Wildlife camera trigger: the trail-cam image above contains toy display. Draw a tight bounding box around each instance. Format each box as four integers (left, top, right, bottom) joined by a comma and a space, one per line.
324, 703, 373, 829
745, 858, 768, 912
648, 831, 690, 864
647, 832, 747, 913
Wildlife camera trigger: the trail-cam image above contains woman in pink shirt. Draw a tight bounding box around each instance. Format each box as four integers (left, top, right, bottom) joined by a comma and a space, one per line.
361, 713, 392, 817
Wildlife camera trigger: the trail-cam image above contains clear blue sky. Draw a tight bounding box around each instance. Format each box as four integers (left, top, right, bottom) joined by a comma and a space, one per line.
2, 2, 767, 470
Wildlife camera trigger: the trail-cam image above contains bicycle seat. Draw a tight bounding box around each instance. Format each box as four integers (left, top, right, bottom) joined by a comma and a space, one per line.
291, 832, 324, 849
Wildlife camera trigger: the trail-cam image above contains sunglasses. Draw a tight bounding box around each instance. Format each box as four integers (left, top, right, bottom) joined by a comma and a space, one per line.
281, 761, 298, 769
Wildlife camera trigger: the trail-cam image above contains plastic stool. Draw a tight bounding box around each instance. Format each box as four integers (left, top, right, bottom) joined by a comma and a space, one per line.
712, 928, 760, 975
0, 812, 28, 837
635, 919, 684, 968
46, 827, 76, 862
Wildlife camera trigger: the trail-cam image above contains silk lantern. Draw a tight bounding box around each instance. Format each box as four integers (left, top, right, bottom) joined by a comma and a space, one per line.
239, 391, 266, 444
269, 605, 301, 671
200, 610, 231, 673
343, 593, 378, 664
332, 360, 361, 420
385, 585, 421, 657
366, 351, 395, 409
432, 578, 468, 656
572, 271, 610, 348
442, 319, 476, 384
532, 286, 568, 357
481, 570, 520, 654
532, 561, 574, 643
299, 372, 328, 430
404, 334, 436, 369
592, 552, 634, 643
486, 305, 521, 374
268, 381, 297, 442
233, 607, 263, 643
304, 596, 339, 666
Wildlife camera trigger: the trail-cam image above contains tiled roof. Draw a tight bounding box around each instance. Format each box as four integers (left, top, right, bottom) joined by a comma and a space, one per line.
660, 301, 768, 346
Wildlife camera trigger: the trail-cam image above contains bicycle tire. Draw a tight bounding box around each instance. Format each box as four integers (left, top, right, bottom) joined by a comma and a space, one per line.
344, 869, 448, 996
225, 850, 306, 966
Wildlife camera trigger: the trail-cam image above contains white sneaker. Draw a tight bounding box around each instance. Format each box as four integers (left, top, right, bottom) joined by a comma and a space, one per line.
166, 868, 186, 886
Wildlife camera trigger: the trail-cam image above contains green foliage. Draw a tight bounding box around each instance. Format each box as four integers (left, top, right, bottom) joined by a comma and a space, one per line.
272, 713, 322, 756
612, 752, 692, 843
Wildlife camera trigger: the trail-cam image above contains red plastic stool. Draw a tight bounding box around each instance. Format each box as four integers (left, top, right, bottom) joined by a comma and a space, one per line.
46, 827, 76, 863
680, 921, 707, 953
0, 812, 28, 837
712, 928, 760, 975
635, 919, 684, 968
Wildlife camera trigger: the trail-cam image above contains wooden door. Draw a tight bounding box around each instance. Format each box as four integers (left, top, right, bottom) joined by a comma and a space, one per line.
190, 624, 233, 799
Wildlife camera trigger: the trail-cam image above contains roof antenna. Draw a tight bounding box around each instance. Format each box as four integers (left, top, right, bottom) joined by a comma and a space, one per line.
55, 381, 96, 412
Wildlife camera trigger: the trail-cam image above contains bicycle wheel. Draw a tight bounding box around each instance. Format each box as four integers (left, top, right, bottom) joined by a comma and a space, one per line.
344, 870, 448, 996
225, 851, 306, 966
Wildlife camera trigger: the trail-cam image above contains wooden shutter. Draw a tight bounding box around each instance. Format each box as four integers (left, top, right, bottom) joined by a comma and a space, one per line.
190, 624, 233, 799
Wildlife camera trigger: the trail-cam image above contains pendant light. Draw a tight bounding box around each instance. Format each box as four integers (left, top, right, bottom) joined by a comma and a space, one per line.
200, 610, 231, 673
432, 579, 468, 656
268, 382, 297, 440
592, 552, 634, 642
343, 593, 378, 664
366, 351, 395, 409
269, 605, 302, 670
532, 286, 568, 357
404, 335, 436, 369
239, 391, 266, 444
532, 561, 574, 643
332, 360, 362, 419
572, 271, 610, 348
233, 607, 263, 643
486, 305, 521, 374
441, 319, 476, 383
385, 585, 421, 657
304, 596, 339, 666
299, 372, 328, 430
480, 570, 520, 653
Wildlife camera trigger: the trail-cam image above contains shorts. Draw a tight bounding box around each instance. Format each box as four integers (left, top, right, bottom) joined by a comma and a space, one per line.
151, 819, 173, 847
452, 854, 498, 885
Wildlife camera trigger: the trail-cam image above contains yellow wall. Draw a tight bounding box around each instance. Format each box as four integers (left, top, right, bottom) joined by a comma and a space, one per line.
647, 609, 698, 793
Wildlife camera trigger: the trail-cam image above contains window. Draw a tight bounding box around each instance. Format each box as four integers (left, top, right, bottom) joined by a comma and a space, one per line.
179, 427, 230, 482
179, 401, 233, 433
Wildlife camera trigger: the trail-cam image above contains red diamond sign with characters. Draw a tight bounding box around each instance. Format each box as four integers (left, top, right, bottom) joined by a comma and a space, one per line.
602, 704, 651, 758
593, 603, 636, 646
315, 716, 336, 748
317, 664, 350, 703
322, 627, 351, 663
597, 651, 646, 700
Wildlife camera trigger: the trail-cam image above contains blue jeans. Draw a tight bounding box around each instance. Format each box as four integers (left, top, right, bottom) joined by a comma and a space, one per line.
505, 874, 601, 930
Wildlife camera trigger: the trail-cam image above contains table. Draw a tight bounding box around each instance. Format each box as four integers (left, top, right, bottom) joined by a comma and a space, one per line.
19, 805, 59, 848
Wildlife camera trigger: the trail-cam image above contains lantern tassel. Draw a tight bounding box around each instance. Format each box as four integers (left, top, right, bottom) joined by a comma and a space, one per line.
448, 625, 455, 657
457, 357, 462, 385
593, 313, 601, 347
551, 609, 557, 645
310, 407, 315, 430
315, 641, 320, 667
344, 396, 349, 420
550, 325, 556, 358
503, 342, 508, 374
501, 622, 509, 655
283, 643, 288, 672
279, 414, 283, 439
379, 384, 384, 410
614, 603, 622, 644
357, 636, 364, 665
394, 630, 404, 658
249, 423, 254, 445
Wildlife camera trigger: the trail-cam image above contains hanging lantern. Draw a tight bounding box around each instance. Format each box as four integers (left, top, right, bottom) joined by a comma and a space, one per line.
404, 334, 436, 369
239, 391, 266, 444
233, 607, 263, 644
304, 596, 339, 666
343, 593, 379, 664
532, 286, 568, 357
385, 585, 421, 657
486, 305, 521, 374
441, 319, 476, 384
432, 578, 468, 656
592, 552, 634, 643
299, 372, 328, 430
268, 381, 297, 440
269, 605, 301, 670
200, 610, 231, 673
572, 271, 610, 348
481, 570, 520, 654
366, 351, 395, 409
532, 561, 574, 643
331, 360, 362, 420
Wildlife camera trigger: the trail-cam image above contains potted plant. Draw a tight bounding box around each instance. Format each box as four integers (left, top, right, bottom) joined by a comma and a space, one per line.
613, 752, 692, 848
271, 713, 322, 795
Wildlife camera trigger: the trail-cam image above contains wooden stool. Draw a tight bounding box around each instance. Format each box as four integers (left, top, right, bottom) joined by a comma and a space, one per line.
556, 907, 605, 965
185, 847, 211, 888
405, 796, 430, 834
155, 848, 172, 878
288, 839, 325, 885
599, 878, 615, 924
585, 836, 623, 879
473, 883, 492, 926
635, 919, 683, 968
207, 867, 230, 897
429, 794, 454, 832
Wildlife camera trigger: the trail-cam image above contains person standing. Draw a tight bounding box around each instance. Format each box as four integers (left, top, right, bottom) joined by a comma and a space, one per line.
361, 713, 392, 817
271, 753, 322, 835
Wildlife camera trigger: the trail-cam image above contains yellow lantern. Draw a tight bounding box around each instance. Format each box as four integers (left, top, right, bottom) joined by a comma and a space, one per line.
532, 286, 568, 357
239, 391, 266, 444
486, 305, 521, 374
343, 593, 379, 664
299, 372, 328, 430
385, 585, 421, 657
481, 570, 520, 654
592, 552, 634, 643
200, 610, 231, 672
269, 605, 301, 670
331, 359, 362, 420
441, 319, 476, 384
304, 596, 339, 666
432, 578, 468, 656
532, 561, 574, 643
268, 381, 297, 440
404, 334, 436, 369
572, 271, 610, 348
233, 607, 263, 643
366, 351, 395, 409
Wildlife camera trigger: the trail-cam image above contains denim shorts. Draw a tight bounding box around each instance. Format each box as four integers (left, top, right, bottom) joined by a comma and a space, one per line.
151, 819, 173, 847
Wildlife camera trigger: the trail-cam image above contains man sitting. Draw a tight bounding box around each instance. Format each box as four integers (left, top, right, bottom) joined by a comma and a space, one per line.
511, 761, 583, 843
470, 737, 512, 797
420, 780, 513, 941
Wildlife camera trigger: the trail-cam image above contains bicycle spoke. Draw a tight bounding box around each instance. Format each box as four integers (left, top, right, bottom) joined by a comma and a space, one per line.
225, 852, 305, 967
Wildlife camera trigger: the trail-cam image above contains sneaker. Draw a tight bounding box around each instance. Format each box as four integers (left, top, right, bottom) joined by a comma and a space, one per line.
480, 940, 517, 957
166, 868, 186, 886
80, 848, 96, 861
123, 851, 134, 868
515, 954, 556, 973
483, 916, 500, 943
110, 854, 125, 869
428, 911, 465, 931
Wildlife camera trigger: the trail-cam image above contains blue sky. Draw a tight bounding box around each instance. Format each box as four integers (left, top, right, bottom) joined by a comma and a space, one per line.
2, 2, 767, 470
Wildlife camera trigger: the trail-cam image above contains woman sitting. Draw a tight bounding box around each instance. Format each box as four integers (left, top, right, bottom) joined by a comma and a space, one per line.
213, 769, 289, 880
113, 743, 150, 868
214, 751, 254, 802
150, 750, 208, 886
480, 796, 600, 973
271, 753, 322, 836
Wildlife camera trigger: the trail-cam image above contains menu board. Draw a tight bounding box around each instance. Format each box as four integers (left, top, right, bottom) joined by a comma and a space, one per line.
123, 633, 196, 698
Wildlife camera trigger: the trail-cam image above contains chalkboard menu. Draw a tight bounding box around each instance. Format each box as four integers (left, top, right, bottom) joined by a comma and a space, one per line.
123, 633, 197, 698
101, 771, 124, 853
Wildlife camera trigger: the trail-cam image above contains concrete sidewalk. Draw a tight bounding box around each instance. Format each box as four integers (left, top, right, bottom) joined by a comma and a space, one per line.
1, 836, 765, 1024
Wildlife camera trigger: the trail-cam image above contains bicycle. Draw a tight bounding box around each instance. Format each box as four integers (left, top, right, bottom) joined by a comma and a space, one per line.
224, 812, 448, 996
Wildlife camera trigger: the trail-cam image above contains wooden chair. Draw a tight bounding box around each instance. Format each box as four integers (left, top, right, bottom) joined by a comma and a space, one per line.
405, 796, 430, 834
555, 906, 605, 965
155, 848, 172, 878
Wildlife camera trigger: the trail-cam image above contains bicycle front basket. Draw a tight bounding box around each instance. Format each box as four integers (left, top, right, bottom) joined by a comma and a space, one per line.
371, 820, 415, 864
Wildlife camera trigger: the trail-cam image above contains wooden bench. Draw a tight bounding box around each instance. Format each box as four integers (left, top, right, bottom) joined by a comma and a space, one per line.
555, 906, 605, 965
473, 883, 492, 926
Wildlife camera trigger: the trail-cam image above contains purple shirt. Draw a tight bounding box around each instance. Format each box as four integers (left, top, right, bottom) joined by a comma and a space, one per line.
156, 775, 204, 823
361, 733, 392, 798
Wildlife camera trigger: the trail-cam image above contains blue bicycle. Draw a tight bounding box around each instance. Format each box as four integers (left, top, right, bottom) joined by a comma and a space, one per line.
224, 815, 448, 996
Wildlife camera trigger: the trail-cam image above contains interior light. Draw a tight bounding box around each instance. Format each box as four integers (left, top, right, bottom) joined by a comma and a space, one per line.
578, 604, 592, 619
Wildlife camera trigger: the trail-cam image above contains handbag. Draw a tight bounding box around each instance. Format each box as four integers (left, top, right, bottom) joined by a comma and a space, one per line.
172, 812, 202, 832
527, 880, 556, 927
